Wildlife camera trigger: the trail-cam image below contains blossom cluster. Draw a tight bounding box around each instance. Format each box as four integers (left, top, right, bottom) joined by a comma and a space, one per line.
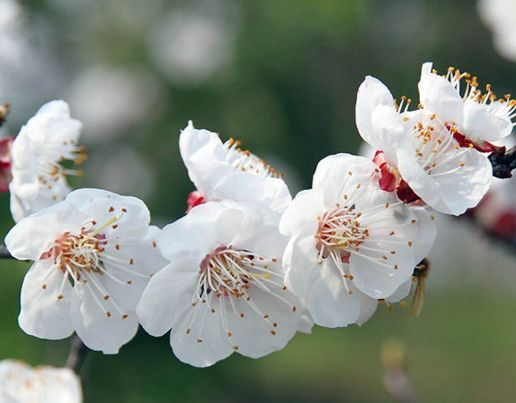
1, 62, 514, 369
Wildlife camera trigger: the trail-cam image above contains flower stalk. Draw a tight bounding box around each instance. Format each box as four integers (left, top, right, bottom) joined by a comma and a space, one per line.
65, 336, 89, 373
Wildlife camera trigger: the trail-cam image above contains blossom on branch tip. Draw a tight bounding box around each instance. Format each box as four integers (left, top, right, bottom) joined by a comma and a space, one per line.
279, 154, 436, 328
137, 200, 307, 367
5, 188, 167, 354
9, 100, 86, 222
180, 121, 292, 213
356, 75, 492, 215
418, 62, 515, 150
0, 359, 82, 403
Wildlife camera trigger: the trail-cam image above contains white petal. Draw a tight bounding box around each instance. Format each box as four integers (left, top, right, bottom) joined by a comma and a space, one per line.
283, 235, 319, 297
18, 261, 74, 340
396, 147, 492, 215
396, 207, 436, 263
349, 240, 415, 299
229, 201, 287, 258
418, 62, 463, 125
385, 279, 412, 303
279, 189, 323, 238
65, 188, 151, 240
212, 173, 292, 214
5, 201, 85, 260
463, 99, 513, 142
102, 229, 167, 312
179, 122, 227, 196
370, 105, 407, 153
356, 76, 396, 149
158, 202, 244, 261
137, 258, 200, 337
312, 153, 376, 206
304, 260, 366, 327
170, 301, 232, 368
71, 291, 138, 354
354, 293, 378, 325
225, 286, 300, 359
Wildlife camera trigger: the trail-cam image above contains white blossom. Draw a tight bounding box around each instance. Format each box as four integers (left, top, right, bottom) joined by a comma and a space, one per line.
356, 75, 492, 215
418, 62, 515, 147
0, 360, 82, 403
5, 189, 167, 354
137, 200, 306, 367
147, 2, 240, 86
179, 121, 291, 213
9, 101, 86, 222
280, 153, 436, 327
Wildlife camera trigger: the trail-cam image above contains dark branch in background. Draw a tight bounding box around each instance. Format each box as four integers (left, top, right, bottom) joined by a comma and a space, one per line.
0, 245, 12, 259
66, 336, 89, 373
490, 146, 516, 179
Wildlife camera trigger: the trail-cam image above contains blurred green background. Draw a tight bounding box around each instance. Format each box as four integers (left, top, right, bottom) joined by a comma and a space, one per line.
1, 0, 515, 402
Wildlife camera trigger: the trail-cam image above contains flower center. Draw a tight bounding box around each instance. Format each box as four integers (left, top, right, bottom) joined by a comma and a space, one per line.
38, 212, 144, 320
442, 66, 516, 124
224, 137, 282, 178
197, 245, 278, 299
315, 205, 369, 265
37, 143, 87, 199
408, 115, 469, 178
41, 216, 119, 283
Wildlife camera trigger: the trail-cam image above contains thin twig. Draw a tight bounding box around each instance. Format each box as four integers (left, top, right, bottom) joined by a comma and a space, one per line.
0, 245, 12, 259
65, 335, 89, 373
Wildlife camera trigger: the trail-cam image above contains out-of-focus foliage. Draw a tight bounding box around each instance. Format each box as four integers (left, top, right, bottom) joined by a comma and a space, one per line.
0, 0, 515, 402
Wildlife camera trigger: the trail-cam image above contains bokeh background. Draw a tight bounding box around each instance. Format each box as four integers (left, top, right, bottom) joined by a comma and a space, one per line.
1, 0, 515, 402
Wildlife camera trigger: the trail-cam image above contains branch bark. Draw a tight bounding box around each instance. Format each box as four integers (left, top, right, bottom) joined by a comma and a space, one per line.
489, 146, 516, 179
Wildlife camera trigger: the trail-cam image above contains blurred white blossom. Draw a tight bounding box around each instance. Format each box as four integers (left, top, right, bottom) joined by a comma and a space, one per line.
479, 0, 516, 62
68, 66, 160, 142
0, 360, 82, 403
147, 1, 240, 86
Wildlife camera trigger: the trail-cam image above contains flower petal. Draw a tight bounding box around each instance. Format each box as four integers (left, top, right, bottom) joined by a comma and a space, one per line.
283, 235, 319, 297
396, 147, 492, 215
18, 261, 74, 340
305, 260, 366, 327
356, 76, 396, 149
158, 201, 244, 261
170, 301, 232, 368
463, 98, 514, 143
71, 291, 139, 354
312, 153, 376, 207
5, 201, 85, 260
225, 285, 300, 359
418, 62, 463, 125
279, 189, 323, 238
137, 258, 200, 337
